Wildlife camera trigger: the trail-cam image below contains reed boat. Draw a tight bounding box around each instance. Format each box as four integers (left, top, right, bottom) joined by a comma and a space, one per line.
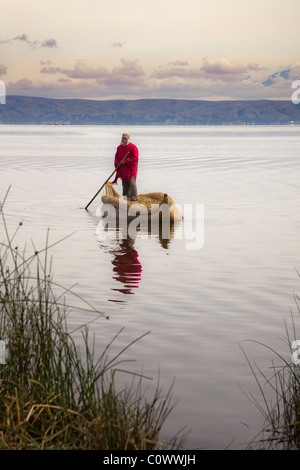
101, 183, 182, 223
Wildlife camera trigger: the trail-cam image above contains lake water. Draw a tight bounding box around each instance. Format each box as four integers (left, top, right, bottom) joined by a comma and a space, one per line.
1, 124, 300, 450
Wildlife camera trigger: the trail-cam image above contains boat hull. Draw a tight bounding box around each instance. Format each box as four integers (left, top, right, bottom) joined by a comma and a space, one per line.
101, 183, 183, 223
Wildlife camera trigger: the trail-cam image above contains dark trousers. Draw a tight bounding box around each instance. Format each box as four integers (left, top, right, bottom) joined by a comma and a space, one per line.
122, 175, 137, 200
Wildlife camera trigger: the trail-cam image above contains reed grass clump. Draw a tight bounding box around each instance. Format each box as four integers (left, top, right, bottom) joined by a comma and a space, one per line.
0, 190, 186, 450
242, 287, 300, 450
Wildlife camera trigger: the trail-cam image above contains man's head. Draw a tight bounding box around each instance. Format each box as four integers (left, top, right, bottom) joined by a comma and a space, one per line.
121, 133, 130, 146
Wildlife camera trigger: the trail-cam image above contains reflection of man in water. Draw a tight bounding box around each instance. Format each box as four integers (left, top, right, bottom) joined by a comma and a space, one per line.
111, 133, 139, 201
110, 237, 142, 295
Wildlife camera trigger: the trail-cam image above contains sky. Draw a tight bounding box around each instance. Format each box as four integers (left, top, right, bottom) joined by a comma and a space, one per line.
0, 0, 299, 101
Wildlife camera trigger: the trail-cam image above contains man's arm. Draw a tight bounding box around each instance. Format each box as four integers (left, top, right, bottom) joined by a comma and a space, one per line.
124, 145, 138, 170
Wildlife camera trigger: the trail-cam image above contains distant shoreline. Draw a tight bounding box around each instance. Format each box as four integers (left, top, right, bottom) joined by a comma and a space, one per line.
1, 95, 299, 125
0, 123, 299, 127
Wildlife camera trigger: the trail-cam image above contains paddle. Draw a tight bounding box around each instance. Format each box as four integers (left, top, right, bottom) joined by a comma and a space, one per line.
84, 151, 129, 210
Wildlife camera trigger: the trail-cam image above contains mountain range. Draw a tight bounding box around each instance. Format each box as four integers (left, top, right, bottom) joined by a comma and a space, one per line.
0, 95, 299, 125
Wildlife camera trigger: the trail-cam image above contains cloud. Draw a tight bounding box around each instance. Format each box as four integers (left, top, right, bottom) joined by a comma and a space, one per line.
151, 65, 201, 80
6, 69, 293, 101
6, 77, 99, 98
6, 57, 297, 101
152, 57, 266, 83
149, 58, 295, 99
168, 60, 189, 66
247, 63, 267, 72
6, 73, 149, 100
57, 77, 72, 83
0, 34, 58, 49
102, 59, 145, 87
40, 60, 53, 66
8, 77, 36, 91
42, 39, 58, 48
261, 65, 300, 87
0, 33, 38, 48
0, 64, 7, 76
41, 62, 108, 79
201, 57, 247, 76
150, 73, 294, 100
112, 42, 125, 47
41, 59, 146, 89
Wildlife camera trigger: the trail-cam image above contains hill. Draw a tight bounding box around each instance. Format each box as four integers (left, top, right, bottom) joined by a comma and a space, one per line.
0, 95, 299, 125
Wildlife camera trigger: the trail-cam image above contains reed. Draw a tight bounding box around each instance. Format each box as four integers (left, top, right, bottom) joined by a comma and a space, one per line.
0, 189, 186, 450
241, 285, 300, 450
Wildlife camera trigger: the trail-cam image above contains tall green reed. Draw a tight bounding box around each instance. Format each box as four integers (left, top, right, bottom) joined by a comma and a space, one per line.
241, 287, 300, 450
0, 188, 186, 450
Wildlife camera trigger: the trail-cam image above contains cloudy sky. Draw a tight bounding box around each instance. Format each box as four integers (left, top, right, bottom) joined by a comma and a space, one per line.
0, 0, 299, 100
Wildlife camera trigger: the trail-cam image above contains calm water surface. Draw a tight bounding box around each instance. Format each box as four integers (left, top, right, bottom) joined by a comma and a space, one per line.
1, 124, 300, 449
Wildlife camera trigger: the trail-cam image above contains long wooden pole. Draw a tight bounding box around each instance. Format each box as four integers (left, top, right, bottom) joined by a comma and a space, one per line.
84, 151, 129, 210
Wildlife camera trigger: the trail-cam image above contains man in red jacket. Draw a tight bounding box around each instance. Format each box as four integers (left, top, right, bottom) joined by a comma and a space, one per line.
111, 133, 139, 201
112, 133, 139, 201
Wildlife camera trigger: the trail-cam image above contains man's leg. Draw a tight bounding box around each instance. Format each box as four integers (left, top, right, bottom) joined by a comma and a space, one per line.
122, 180, 130, 197
128, 175, 137, 201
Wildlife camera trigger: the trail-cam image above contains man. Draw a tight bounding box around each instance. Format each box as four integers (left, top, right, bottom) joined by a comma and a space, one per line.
111, 133, 139, 201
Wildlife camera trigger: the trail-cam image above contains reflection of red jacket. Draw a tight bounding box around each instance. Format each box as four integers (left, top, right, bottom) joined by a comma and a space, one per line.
112, 143, 139, 183
111, 241, 142, 294
112, 246, 142, 283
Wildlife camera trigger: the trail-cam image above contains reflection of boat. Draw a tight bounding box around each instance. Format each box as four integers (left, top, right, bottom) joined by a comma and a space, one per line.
109, 236, 142, 296
96, 210, 177, 250
101, 183, 183, 223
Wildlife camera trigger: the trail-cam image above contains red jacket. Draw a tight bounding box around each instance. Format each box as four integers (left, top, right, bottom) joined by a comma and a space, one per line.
111, 142, 139, 183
